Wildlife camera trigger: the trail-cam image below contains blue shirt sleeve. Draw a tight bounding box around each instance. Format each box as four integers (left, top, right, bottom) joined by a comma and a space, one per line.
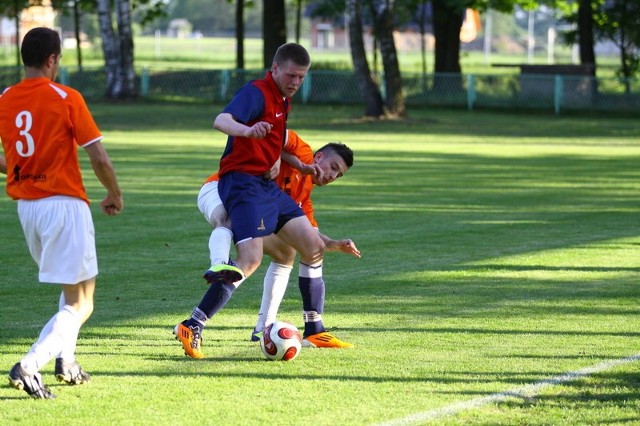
222, 84, 265, 124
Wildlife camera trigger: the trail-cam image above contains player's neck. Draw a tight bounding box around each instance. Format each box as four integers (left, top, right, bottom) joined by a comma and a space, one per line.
24, 67, 54, 81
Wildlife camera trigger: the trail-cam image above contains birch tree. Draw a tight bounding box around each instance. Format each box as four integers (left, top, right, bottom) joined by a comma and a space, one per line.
347, 0, 386, 117
97, 0, 136, 98
372, 0, 405, 116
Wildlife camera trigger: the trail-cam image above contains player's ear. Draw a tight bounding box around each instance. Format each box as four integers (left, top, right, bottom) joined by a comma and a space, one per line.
314, 151, 324, 163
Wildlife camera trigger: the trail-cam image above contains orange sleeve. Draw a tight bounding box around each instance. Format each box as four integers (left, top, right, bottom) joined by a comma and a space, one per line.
68, 88, 102, 147
283, 129, 299, 154
277, 132, 317, 227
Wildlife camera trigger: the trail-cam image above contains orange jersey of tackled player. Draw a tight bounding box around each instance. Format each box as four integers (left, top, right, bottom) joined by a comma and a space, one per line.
203, 129, 318, 227
0, 78, 102, 204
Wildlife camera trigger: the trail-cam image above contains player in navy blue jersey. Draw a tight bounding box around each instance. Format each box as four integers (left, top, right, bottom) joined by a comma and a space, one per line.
174, 43, 353, 358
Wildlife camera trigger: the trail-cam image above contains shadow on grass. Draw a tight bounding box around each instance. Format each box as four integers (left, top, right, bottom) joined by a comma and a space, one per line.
2, 107, 639, 347
71, 325, 640, 339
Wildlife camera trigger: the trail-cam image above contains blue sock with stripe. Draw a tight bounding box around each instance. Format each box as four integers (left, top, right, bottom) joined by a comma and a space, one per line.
298, 262, 326, 337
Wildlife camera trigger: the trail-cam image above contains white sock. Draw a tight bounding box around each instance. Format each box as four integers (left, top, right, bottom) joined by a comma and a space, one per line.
190, 307, 209, 327
56, 293, 76, 362
255, 262, 292, 332
209, 227, 233, 266
21, 306, 81, 374
232, 276, 246, 288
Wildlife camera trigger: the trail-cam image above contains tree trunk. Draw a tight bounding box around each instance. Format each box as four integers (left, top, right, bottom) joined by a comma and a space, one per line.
97, 0, 120, 97
13, 10, 19, 68
74, 0, 83, 71
419, 0, 427, 89
431, 0, 463, 91
347, 0, 385, 118
235, 0, 245, 69
617, 0, 631, 92
373, 0, 405, 117
98, 0, 136, 99
115, 0, 137, 98
295, 0, 302, 44
262, 0, 286, 69
577, 0, 596, 75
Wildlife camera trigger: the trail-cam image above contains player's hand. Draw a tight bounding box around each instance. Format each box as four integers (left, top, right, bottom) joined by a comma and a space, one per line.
101, 194, 123, 216
331, 239, 361, 258
246, 121, 273, 139
300, 163, 324, 181
264, 157, 281, 180
311, 163, 324, 180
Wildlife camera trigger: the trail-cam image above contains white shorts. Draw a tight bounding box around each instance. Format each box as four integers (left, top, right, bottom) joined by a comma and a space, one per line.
18, 196, 97, 285
197, 181, 229, 227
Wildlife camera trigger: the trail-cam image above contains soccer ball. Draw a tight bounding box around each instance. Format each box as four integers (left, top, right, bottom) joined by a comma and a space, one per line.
259, 321, 302, 361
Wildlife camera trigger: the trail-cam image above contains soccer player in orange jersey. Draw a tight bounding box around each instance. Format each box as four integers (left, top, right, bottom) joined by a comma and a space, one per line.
194, 129, 360, 349
252, 131, 360, 345
0, 27, 123, 399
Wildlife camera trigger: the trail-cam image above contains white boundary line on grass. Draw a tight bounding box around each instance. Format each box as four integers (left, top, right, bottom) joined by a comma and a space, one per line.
376, 353, 640, 426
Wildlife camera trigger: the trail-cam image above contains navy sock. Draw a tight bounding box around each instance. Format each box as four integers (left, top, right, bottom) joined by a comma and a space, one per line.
302, 312, 325, 337
197, 280, 236, 319
299, 269, 326, 337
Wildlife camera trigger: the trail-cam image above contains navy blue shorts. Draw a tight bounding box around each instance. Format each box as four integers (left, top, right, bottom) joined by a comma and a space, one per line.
218, 172, 304, 243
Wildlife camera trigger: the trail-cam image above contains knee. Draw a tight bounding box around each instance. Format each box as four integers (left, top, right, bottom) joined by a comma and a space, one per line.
271, 246, 297, 266
211, 218, 231, 229
301, 239, 325, 265
237, 252, 263, 277
209, 205, 230, 228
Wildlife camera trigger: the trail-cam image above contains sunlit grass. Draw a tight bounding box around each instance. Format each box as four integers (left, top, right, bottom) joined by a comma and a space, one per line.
0, 104, 639, 424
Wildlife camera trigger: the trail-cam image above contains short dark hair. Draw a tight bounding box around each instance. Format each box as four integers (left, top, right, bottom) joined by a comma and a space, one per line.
273, 43, 310, 68
318, 142, 354, 168
21, 27, 61, 68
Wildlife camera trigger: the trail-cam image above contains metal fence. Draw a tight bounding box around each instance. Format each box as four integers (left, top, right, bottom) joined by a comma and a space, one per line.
1, 66, 638, 114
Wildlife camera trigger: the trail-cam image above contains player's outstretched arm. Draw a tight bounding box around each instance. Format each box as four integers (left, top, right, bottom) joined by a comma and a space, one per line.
320, 233, 361, 258
0, 154, 6, 174
84, 142, 123, 216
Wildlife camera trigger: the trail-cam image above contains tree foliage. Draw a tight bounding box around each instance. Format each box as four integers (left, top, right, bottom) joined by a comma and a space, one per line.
555, 0, 639, 80
592, 0, 639, 80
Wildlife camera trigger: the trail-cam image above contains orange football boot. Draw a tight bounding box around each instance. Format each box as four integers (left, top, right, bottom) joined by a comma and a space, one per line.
174, 321, 205, 359
302, 332, 353, 348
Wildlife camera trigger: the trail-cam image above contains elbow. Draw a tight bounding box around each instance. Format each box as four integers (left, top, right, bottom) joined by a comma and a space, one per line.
213, 113, 226, 132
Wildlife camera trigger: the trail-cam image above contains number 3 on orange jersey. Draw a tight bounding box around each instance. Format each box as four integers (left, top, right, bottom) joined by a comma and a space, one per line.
15, 110, 35, 157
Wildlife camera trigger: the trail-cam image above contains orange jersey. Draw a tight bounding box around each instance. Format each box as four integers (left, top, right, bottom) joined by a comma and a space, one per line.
0, 78, 102, 203
203, 129, 318, 227
277, 130, 316, 227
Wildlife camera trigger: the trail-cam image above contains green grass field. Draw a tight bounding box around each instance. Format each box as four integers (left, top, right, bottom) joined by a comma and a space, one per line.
0, 35, 623, 78
1, 104, 639, 425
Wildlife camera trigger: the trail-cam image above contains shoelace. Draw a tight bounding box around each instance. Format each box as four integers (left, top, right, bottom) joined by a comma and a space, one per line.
190, 327, 202, 348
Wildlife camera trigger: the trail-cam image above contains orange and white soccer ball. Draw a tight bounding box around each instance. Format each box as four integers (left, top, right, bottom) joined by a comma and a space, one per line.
259, 321, 302, 361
